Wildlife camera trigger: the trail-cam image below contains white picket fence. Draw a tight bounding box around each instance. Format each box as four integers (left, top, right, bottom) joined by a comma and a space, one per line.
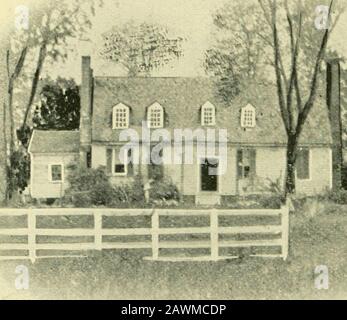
0, 206, 289, 263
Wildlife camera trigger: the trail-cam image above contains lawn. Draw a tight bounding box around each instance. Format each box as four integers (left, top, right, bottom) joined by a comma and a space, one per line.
0, 204, 346, 300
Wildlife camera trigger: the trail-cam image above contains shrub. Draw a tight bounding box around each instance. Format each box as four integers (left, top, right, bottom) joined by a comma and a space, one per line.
318, 188, 347, 205
66, 166, 115, 207
149, 177, 180, 202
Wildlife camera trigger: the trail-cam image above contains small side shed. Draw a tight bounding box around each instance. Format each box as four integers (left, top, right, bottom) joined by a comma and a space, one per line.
28, 130, 80, 199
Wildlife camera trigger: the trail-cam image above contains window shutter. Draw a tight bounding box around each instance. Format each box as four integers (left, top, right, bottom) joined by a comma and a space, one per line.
297, 149, 309, 179
106, 149, 113, 174
127, 148, 134, 176
250, 149, 256, 177
237, 150, 243, 178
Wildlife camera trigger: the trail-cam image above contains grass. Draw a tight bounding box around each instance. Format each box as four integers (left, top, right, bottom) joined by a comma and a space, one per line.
0, 204, 346, 300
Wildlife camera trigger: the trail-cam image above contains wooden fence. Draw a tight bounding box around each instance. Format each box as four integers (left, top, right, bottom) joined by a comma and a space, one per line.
0, 206, 289, 263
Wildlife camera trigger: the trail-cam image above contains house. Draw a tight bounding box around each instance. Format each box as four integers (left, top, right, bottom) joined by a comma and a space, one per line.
28, 130, 80, 199
28, 56, 342, 204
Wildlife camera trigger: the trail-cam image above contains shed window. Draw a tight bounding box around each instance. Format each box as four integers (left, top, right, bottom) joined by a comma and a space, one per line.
147, 102, 164, 128
241, 104, 256, 128
112, 103, 129, 129
201, 101, 216, 126
49, 164, 63, 182
296, 148, 310, 180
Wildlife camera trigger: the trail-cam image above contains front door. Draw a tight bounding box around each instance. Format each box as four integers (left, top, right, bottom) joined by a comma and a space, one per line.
200, 158, 219, 192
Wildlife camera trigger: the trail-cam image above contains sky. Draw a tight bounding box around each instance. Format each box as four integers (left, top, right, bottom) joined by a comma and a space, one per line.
1, 0, 347, 83
48, 0, 228, 82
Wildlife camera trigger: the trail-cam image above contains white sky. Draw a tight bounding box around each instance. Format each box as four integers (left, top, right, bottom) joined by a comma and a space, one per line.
1, 0, 347, 83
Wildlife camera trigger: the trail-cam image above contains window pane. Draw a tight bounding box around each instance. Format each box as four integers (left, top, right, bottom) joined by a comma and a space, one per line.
51, 165, 62, 181
113, 106, 128, 128
115, 164, 125, 173
297, 149, 310, 180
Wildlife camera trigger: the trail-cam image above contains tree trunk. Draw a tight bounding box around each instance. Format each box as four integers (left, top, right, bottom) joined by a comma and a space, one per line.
285, 134, 298, 196
21, 43, 47, 134
2, 102, 8, 204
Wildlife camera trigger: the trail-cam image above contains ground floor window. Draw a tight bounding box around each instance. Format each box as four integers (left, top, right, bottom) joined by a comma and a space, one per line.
296, 148, 310, 180
106, 148, 134, 176
200, 158, 219, 192
49, 164, 63, 182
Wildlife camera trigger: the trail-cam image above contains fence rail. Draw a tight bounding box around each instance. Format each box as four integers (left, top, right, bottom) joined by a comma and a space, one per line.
0, 206, 289, 263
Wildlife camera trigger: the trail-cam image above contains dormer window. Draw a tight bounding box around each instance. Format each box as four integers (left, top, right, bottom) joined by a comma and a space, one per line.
113, 103, 129, 129
147, 102, 164, 128
241, 104, 256, 128
201, 101, 216, 126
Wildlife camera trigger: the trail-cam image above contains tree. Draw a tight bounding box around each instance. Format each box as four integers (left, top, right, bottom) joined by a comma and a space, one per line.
3, 0, 100, 200
100, 21, 183, 76
17, 0, 101, 136
205, 1, 269, 102
206, 0, 344, 196
33, 78, 80, 131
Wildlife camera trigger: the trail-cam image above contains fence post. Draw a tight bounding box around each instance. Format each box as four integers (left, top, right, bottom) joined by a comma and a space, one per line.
28, 211, 36, 263
151, 209, 159, 260
210, 209, 219, 261
281, 205, 289, 261
94, 211, 102, 251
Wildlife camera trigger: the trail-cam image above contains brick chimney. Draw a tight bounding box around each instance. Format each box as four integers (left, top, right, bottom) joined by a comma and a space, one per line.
326, 59, 343, 190
79, 56, 93, 167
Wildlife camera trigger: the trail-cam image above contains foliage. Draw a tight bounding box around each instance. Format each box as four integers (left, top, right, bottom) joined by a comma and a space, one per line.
220, 194, 282, 209
318, 188, 347, 205
9, 0, 101, 132
149, 177, 180, 202
66, 166, 115, 207
100, 21, 183, 76
7, 149, 30, 194
33, 77, 80, 130
112, 176, 145, 206
205, 1, 268, 102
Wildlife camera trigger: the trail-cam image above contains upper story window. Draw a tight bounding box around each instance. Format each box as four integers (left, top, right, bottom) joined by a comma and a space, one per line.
241, 104, 256, 128
112, 103, 129, 129
147, 102, 164, 128
201, 101, 216, 126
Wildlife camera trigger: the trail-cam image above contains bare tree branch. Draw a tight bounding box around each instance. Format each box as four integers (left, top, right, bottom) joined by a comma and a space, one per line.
296, 0, 334, 136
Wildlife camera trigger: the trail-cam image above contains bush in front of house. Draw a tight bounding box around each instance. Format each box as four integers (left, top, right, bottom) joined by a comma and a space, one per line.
111, 176, 146, 207
318, 188, 347, 205
66, 166, 115, 207
149, 177, 180, 202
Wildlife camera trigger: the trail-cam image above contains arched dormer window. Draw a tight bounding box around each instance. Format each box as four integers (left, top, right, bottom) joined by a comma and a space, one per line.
201, 101, 216, 126
147, 102, 164, 128
241, 103, 256, 128
112, 103, 130, 129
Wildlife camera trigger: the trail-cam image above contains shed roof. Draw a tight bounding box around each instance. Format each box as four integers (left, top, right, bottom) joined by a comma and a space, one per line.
28, 130, 80, 154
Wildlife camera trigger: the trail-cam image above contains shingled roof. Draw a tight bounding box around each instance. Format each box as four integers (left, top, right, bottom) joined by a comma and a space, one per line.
92, 77, 332, 146
28, 130, 80, 153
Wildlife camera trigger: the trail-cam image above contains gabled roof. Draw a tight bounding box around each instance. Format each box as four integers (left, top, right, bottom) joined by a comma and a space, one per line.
92, 77, 332, 146
28, 130, 80, 154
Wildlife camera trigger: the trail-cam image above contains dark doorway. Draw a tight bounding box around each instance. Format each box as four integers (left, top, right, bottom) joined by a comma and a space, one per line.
200, 158, 218, 192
